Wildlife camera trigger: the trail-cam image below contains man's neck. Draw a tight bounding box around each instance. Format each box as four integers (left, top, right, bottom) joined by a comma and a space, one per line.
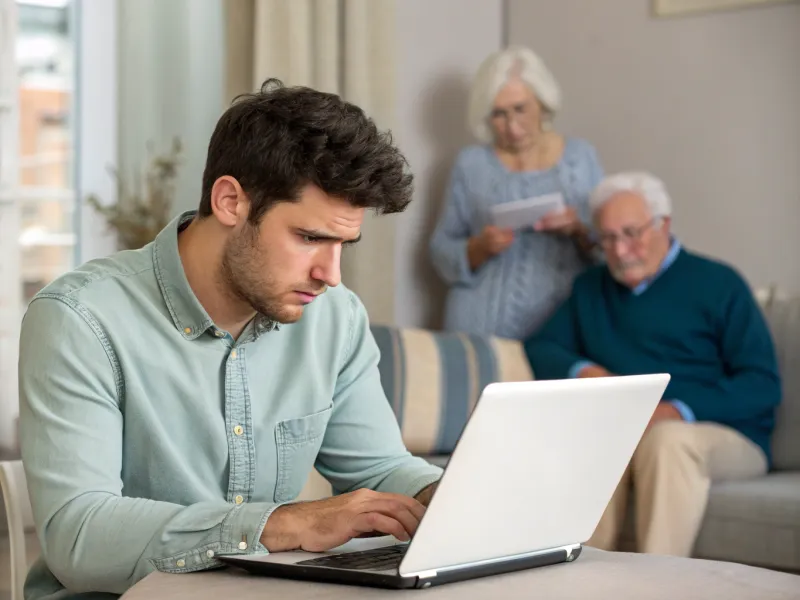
630, 237, 681, 295
178, 218, 255, 339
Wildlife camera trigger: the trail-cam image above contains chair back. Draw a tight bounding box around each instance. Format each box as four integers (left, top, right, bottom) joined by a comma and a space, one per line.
0, 460, 34, 600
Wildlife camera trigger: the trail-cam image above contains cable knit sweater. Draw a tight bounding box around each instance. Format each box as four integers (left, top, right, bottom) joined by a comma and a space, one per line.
429, 139, 604, 339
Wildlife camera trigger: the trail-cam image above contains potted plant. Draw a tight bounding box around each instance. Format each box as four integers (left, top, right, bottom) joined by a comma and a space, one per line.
87, 137, 182, 250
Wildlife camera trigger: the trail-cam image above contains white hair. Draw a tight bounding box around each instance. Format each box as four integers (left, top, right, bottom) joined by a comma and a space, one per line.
467, 46, 562, 144
589, 171, 673, 219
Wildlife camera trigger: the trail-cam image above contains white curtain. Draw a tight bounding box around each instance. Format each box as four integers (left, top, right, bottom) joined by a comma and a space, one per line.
0, 0, 21, 452
225, 0, 399, 325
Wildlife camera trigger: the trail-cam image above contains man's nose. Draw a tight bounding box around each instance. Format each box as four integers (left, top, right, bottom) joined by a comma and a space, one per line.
311, 245, 341, 288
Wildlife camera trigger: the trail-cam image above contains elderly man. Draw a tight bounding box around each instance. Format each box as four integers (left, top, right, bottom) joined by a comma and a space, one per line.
524, 172, 781, 557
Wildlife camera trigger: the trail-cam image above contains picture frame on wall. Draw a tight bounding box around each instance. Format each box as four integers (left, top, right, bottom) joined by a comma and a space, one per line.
653, 0, 797, 17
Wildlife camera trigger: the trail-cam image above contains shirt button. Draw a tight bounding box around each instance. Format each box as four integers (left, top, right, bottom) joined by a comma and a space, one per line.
176, 559, 186, 568
234, 495, 244, 505
233, 425, 243, 436
183, 327, 192, 335
230, 350, 238, 360
238, 541, 248, 551
206, 550, 215, 558
214, 330, 225, 338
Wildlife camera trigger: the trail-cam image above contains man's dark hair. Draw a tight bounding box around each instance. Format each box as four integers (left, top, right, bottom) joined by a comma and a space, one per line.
199, 78, 413, 222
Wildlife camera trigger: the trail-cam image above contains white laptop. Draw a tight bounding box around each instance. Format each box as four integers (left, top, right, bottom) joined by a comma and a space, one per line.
219, 374, 670, 589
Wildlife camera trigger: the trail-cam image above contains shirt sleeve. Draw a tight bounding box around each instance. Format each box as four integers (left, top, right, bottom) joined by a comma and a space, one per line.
524, 292, 591, 380
314, 293, 443, 497
669, 400, 697, 422
568, 360, 596, 379
664, 276, 781, 425
19, 296, 280, 595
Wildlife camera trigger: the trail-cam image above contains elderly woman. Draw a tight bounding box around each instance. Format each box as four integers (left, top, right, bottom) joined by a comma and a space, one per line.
429, 46, 604, 339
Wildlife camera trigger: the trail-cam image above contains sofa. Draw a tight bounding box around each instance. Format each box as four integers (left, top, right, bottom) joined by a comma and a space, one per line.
300, 287, 800, 572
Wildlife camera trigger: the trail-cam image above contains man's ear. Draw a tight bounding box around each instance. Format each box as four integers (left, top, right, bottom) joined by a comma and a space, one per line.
209, 176, 248, 228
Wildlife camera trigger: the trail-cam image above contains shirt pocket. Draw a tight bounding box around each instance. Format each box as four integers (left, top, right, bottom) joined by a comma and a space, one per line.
273, 404, 333, 503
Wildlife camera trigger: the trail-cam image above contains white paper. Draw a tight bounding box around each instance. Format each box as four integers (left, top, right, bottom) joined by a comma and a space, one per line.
490, 193, 566, 230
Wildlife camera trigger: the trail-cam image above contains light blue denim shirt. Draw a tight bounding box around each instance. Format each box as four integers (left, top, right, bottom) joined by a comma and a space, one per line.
18, 212, 442, 599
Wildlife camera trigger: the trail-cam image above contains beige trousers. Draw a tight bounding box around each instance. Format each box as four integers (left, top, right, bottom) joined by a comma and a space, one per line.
587, 420, 767, 557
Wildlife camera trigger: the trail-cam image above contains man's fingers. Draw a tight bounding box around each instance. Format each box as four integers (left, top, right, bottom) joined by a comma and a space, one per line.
374, 503, 421, 538
353, 513, 410, 541
371, 493, 427, 522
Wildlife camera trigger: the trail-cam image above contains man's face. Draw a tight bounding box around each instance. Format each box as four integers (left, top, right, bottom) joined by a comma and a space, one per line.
595, 192, 671, 289
220, 184, 364, 324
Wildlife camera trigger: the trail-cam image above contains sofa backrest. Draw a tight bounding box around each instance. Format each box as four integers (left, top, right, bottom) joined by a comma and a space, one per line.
370, 325, 532, 456
373, 287, 800, 467
758, 289, 800, 471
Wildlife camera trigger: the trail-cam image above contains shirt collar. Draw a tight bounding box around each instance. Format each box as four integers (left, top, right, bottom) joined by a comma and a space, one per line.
152, 211, 279, 341
153, 211, 214, 340
632, 237, 682, 296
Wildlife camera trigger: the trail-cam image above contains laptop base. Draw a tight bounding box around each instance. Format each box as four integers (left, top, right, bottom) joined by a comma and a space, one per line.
219, 545, 582, 589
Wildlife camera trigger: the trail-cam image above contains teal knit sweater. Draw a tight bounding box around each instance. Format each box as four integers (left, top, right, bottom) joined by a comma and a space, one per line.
524, 248, 782, 463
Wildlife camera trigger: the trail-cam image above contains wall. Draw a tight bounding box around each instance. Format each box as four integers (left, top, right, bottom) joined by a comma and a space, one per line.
392, 0, 504, 328
118, 0, 225, 217
508, 0, 800, 293
79, 0, 118, 262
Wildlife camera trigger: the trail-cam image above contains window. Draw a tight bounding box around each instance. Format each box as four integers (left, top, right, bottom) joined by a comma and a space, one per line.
16, 0, 76, 303
0, 0, 115, 452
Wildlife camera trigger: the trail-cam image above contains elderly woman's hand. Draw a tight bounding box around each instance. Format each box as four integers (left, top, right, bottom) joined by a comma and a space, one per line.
534, 206, 583, 236
467, 225, 515, 271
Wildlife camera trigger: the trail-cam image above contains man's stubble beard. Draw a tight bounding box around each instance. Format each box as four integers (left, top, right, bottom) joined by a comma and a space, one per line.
219, 225, 301, 325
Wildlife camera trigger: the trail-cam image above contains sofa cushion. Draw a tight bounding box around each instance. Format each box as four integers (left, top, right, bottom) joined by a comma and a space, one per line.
760, 292, 800, 471
693, 472, 800, 570
370, 326, 532, 455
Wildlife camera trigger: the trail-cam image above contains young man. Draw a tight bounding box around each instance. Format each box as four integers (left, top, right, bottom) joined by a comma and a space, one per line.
19, 79, 442, 598
524, 171, 781, 557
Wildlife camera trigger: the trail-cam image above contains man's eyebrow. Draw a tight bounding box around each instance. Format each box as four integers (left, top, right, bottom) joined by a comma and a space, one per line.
297, 228, 362, 245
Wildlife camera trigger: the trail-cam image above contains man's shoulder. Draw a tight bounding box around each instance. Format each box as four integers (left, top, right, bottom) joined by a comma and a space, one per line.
678, 248, 749, 289
33, 245, 156, 307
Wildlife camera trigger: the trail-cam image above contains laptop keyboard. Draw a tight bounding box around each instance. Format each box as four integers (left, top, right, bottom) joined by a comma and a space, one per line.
296, 543, 408, 572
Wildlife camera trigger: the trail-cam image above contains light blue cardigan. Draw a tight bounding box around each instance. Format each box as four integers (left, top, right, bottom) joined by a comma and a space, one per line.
429, 138, 604, 340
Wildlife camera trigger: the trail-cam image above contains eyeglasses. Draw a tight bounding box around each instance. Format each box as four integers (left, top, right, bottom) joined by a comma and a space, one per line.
596, 217, 661, 249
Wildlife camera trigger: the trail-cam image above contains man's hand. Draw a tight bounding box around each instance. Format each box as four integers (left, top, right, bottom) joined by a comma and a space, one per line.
414, 482, 438, 507
261, 489, 427, 553
577, 364, 613, 378
647, 402, 683, 429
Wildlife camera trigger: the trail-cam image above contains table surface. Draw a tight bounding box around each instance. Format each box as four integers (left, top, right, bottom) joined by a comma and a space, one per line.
122, 548, 800, 600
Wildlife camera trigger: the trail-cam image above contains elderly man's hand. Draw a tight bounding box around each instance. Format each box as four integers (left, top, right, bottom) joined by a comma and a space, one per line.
577, 364, 613, 378
647, 402, 683, 429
